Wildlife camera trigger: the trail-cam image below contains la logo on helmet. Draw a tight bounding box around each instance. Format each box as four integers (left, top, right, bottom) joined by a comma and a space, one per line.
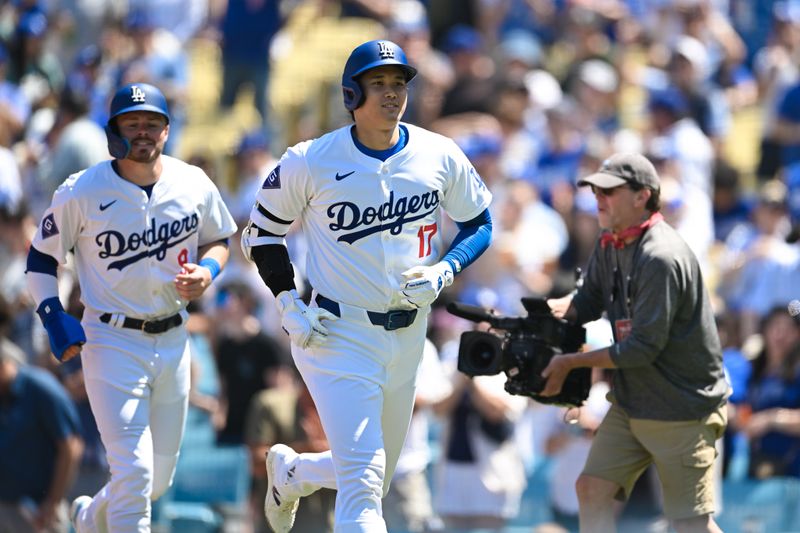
130, 86, 146, 103
377, 41, 395, 60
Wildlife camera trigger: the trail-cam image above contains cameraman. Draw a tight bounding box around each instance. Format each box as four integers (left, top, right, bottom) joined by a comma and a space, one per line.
541, 153, 729, 533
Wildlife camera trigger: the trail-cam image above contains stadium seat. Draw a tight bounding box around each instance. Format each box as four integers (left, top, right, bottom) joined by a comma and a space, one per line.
156, 445, 251, 530
160, 502, 223, 533
716, 477, 800, 533
508, 457, 554, 528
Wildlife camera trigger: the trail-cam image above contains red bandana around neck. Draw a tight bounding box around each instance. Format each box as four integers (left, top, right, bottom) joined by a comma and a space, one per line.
600, 212, 664, 249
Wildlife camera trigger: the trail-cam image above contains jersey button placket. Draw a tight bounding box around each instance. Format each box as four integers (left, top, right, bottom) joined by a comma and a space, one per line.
142, 203, 158, 305
380, 168, 394, 281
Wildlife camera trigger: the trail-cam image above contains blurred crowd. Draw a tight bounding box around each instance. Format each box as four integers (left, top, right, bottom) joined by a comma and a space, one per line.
3, 0, 800, 532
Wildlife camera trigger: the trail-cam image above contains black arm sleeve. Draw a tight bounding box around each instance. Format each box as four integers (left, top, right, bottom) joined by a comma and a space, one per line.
251, 244, 297, 297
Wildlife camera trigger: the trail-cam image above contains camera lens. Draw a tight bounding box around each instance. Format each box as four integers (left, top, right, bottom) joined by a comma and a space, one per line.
458, 331, 503, 376
470, 339, 498, 369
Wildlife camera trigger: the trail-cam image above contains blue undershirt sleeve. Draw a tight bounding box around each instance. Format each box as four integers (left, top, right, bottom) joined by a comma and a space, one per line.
442, 209, 492, 274
26, 245, 59, 276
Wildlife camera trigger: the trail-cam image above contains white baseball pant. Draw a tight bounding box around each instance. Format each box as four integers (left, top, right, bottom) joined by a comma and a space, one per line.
284, 297, 427, 533
73, 311, 190, 533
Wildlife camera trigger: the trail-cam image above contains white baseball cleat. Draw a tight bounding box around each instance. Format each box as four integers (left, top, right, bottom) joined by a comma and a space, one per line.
265, 444, 300, 533
69, 495, 92, 532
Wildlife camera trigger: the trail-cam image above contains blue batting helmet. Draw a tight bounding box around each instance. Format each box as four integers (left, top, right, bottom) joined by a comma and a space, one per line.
105, 82, 170, 159
341, 40, 417, 112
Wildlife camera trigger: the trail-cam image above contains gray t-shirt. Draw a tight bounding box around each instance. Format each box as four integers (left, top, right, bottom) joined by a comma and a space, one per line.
572, 219, 729, 420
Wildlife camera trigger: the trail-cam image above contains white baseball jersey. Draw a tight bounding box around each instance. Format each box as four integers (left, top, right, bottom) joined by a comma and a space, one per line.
32, 156, 237, 318
249, 122, 492, 310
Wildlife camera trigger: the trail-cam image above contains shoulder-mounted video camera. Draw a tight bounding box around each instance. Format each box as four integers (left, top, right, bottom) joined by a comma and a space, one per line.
446, 297, 590, 407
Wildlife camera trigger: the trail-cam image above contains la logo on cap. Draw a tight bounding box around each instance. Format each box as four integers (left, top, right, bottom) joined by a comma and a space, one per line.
130, 85, 146, 103
377, 41, 395, 59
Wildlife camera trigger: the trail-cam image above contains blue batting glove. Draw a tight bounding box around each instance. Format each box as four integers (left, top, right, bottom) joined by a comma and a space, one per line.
36, 297, 86, 361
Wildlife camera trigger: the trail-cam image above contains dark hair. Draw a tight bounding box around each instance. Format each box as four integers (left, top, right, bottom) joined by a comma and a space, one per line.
0, 294, 11, 334
749, 306, 800, 384
218, 281, 259, 315
646, 187, 661, 212
59, 81, 90, 116
629, 181, 661, 212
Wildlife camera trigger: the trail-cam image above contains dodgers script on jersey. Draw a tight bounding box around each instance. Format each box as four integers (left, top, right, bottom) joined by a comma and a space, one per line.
31, 156, 237, 318
249, 122, 492, 310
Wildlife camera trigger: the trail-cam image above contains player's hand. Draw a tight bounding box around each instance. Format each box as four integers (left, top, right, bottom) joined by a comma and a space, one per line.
174, 263, 212, 301
36, 297, 86, 362
60, 344, 83, 363
400, 261, 454, 308
276, 289, 338, 349
540, 354, 574, 397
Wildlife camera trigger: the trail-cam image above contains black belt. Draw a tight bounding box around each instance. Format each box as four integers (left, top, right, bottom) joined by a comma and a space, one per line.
100, 312, 183, 334
315, 295, 417, 331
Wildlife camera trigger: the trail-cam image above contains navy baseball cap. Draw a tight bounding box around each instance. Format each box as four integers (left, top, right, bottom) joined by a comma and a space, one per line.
17, 10, 47, 37
648, 87, 689, 116
125, 9, 155, 31
442, 25, 482, 54
108, 82, 170, 123
237, 130, 270, 155
75, 45, 102, 68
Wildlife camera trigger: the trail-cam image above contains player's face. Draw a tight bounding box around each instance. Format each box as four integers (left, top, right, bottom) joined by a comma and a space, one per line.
116, 111, 169, 163
355, 65, 408, 127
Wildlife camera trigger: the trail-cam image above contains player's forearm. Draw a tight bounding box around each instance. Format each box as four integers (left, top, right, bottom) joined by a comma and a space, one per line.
198, 240, 230, 271
442, 209, 492, 274
25, 246, 60, 307
26, 271, 60, 308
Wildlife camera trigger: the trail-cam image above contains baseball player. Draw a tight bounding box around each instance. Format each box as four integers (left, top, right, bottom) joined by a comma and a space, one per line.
25, 82, 237, 533
241, 39, 493, 533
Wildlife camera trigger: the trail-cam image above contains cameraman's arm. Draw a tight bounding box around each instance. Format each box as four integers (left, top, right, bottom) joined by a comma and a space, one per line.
547, 294, 577, 322
539, 347, 616, 397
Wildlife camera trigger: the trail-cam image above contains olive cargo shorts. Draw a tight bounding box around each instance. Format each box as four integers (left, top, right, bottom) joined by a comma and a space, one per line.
582, 403, 726, 519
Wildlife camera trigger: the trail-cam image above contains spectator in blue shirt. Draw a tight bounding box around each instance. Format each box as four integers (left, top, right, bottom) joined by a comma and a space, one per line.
775, 80, 800, 169
219, 0, 284, 131
0, 337, 84, 532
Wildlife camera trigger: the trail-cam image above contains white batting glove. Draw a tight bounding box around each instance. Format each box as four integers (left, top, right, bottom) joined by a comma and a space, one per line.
275, 289, 338, 349
400, 261, 454, 308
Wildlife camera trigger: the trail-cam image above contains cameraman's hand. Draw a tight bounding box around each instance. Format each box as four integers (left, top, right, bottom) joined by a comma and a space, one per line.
540, 354, 574, 397
546, 295, 574, 320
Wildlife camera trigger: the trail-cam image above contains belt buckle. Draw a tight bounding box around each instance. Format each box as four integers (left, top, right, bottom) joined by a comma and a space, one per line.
141, 320, 159, 334
383, 310, 411, 331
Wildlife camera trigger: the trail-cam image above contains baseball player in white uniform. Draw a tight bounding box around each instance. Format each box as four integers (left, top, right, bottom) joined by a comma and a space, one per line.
241, 40, 493, 533
25, 82, 237, 533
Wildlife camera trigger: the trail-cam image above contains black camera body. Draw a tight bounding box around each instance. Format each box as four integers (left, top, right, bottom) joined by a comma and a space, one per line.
447, 297, 591, 407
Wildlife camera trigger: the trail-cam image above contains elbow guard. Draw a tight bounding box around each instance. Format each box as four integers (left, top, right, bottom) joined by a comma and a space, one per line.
250, 244, 296, 296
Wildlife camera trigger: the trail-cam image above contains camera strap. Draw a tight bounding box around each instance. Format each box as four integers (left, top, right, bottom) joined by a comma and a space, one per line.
612, 234, 646, 319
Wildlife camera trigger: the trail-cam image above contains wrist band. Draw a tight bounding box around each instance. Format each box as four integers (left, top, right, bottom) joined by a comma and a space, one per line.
199, 258, 221, 280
